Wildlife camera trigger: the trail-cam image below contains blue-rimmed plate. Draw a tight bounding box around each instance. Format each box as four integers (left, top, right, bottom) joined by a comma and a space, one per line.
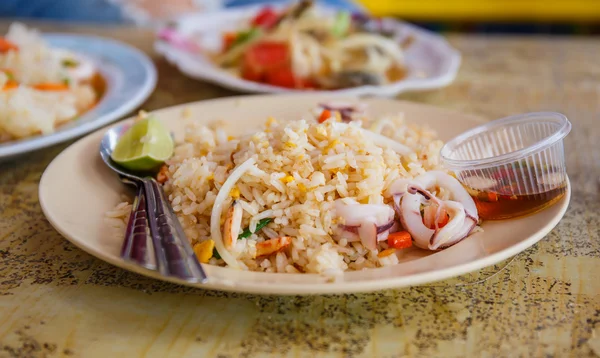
0, 34, 157, 161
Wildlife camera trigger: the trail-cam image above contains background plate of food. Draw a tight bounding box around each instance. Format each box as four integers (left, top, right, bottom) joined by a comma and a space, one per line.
38, 94, 570, 295
0, 23, 157, 160
154, 1, 460, 96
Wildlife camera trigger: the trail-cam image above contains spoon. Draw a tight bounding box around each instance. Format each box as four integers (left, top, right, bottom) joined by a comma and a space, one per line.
100, 122, 207, 283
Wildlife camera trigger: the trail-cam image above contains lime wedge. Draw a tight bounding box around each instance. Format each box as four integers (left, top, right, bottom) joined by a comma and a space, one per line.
111, 117, 174, 172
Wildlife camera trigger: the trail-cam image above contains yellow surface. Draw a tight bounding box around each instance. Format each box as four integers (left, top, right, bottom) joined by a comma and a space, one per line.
358, 0, 600, 21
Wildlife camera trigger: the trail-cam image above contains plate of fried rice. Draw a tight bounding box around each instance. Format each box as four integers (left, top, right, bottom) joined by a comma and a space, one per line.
39, 95, 570, 294
0, 23, 156, 160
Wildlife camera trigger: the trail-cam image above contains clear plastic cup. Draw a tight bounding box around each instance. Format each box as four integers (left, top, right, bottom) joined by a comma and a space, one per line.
440, 112, 571, 220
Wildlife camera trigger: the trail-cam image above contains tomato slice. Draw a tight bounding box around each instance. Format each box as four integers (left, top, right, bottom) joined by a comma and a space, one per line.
241, 66, 263, 82
264, 67, 296, 88
252, 7, 279, 29
243, 41, 289, 73
265, 67, 316, 89
242, 41, 316, 89
242, 41, 289, 84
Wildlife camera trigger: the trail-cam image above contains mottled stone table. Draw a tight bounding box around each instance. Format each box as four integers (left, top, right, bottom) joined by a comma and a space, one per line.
1, 22, 599, 358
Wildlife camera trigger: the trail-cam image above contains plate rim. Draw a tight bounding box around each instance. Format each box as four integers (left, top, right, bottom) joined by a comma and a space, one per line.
0, 33, 157, 159
154, 6, 461, 97
38, 95, 571, 295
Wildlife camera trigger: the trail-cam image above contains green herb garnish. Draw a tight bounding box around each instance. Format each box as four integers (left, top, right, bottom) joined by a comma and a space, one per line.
332, 11, 351, 37
3, 71, 14, 81
62, 58, 79, 68
239, 218, 272, 239
231, 28, 262, 49
212, 218, 273, 260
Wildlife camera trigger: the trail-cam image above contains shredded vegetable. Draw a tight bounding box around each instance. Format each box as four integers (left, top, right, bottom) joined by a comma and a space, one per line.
239, 218, 272, 239
212, 1, 406, 89
332, 12, 351, 37
210, 157, 256, 268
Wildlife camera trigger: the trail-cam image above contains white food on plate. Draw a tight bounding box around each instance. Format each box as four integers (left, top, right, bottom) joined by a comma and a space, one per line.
0, 23, 99, 141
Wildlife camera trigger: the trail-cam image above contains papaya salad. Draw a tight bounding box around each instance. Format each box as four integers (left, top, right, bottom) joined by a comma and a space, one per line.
211, 1, 408, 89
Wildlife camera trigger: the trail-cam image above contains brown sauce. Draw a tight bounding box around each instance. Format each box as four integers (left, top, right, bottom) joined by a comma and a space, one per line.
464, 164, 567, 220
470, 186, 566, 220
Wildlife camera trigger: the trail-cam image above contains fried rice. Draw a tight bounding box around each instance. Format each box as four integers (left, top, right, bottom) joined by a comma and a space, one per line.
105, 104, 466, 276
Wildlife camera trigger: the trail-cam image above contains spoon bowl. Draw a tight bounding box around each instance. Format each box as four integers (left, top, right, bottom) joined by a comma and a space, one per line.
100, 123, 136, 180
99, 122, 207, 283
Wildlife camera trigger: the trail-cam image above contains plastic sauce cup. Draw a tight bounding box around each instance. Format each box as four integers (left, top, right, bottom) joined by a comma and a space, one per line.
440, 112, 571, 220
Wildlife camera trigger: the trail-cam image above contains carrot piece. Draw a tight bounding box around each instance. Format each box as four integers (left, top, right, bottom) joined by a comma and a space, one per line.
318, 109, 331, 123
437, 211, 449, 228
33, 83, 69, 91
222, 32, 237, 50
422, 205, 436, 229
387, 231, 413, 249
2, 80, 18, 91
0, 37, 18, 53
422, 205, 449, 229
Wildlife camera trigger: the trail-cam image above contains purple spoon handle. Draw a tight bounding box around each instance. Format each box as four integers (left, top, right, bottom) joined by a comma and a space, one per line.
121, 184, 155, 270
143, 177, 207, 283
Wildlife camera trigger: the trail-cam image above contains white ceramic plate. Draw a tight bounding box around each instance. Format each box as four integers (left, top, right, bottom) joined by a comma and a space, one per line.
154, 5, 460, 97
0, 34, 157, 161
39, 95, 570, 295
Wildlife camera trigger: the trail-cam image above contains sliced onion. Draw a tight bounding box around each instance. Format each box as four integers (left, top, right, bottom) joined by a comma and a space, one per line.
332, 122, 413, 156
210, 157, 256, 269
319, 102, 367, 122
359, 128, 412, 156
339, 224, 358, 234
339, 218, 395, 235
334, 200, 395, 249
376, 219, 395, 234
